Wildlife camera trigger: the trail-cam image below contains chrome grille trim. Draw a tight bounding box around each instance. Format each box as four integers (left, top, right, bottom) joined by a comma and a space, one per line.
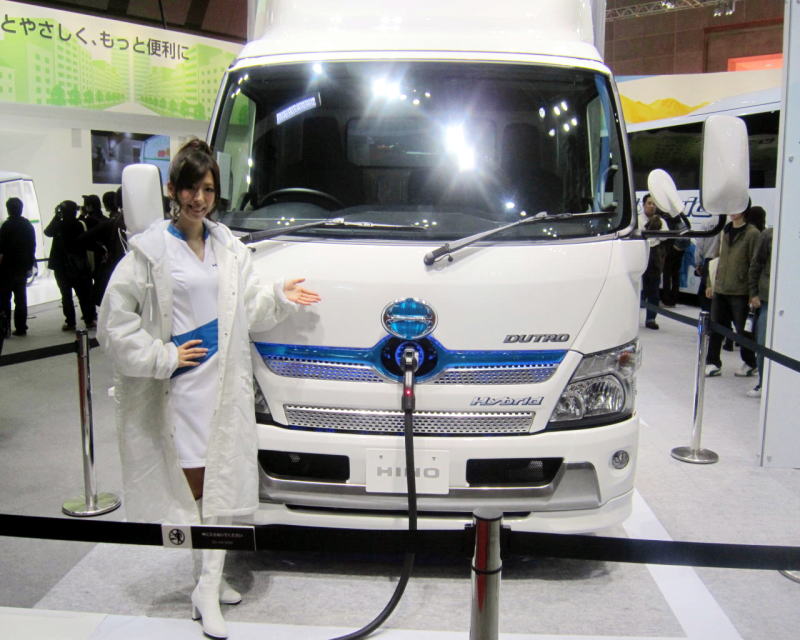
265, 357, 557, 385
264, 358, 383, 382
284, 405, 535, 435
432, 365, 557, 385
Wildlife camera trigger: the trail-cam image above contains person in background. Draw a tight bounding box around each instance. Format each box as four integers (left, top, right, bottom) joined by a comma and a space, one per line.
694, 218, 721, 313
747, 224, 772, 397
639, 193, 665, 330
98, 139, 321, 640
0, 197, 36, 336
659, 208, 691, 307
45, 200, 96, 330
745, 205, 766, 233
704, 206, 761, 377
79, 194, 107, 284
80, 194, 106, 228
102, 190, 120, 219
81, 189, 127, 305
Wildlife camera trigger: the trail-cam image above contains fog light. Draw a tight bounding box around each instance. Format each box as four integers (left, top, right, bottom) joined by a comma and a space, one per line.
611, 450, 630, 469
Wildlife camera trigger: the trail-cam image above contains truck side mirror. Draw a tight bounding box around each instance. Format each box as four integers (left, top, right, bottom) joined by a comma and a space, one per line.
700, 114, 750, 215
121, 164, 164, 237
647, 168, 683, 216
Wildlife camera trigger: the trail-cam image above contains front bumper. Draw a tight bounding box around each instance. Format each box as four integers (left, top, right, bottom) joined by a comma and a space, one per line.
253, 413, 638, 534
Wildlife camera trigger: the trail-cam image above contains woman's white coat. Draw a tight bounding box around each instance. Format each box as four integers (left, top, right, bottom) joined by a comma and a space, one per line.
98, 219, 295, 523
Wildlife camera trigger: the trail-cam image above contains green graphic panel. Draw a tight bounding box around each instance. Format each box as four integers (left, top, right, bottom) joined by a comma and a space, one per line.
0, 11, 236, 120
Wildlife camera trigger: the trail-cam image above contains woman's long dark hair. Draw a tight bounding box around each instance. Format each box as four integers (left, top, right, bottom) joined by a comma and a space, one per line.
168, 138, 220, 216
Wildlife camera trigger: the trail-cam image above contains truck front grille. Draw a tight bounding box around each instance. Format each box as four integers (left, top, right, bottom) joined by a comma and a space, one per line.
283, 405, 535, 436
264, 358, 384, 382
265, 357, 556, 385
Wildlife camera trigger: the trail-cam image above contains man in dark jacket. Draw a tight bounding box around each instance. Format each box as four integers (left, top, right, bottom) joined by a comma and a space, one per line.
0, 197, 36, 336
79, 188, 126, 305
45, 200, 96, 330
639, 193, 665, 330
705, 209, 761, 377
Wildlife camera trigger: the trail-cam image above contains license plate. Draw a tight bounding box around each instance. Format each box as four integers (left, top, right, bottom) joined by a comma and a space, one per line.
365, 449, 450, 495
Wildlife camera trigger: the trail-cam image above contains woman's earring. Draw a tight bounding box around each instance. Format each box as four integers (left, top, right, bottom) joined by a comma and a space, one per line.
170, 201, 181, 222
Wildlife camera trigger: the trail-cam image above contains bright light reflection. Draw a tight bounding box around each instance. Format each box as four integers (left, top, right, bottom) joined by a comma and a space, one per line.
372, 78, 401, 99
538, 107, 546, 119
312, 62, 324, 75
444, 125, 476, 172
412, 98, 420, 106
553, 106, 561, 116
561, 101, 568, 111
571, 117, 578, 126
563, 123, 570, 132
505, 201, 516, 210
548, 129, 556, 137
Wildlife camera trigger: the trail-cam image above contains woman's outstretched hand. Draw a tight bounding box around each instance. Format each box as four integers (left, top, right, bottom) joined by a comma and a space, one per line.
283, 278, 321, 305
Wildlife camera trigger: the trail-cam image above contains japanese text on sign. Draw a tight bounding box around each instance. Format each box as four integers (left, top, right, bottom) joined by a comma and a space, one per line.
1, 14, 189, 60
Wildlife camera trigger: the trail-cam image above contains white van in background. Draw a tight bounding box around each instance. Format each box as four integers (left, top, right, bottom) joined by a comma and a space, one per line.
622, 70, 781, 294
0, 171, 58, 306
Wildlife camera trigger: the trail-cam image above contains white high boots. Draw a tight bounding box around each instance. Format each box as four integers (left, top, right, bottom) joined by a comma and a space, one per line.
194, 500, 242, 605
192, 550, 242, 605
191, 547, 228, 639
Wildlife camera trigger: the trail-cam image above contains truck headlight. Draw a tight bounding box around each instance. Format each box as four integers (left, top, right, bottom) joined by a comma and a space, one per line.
547, 340, 640, 429
254, 376, 271, 416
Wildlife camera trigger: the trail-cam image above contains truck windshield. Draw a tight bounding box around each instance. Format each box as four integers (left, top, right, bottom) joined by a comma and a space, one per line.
212, 60, 630, 241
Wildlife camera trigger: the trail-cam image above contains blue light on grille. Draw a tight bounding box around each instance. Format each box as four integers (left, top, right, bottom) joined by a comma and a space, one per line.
255, 336, 566, 383
382, 298, 436, 339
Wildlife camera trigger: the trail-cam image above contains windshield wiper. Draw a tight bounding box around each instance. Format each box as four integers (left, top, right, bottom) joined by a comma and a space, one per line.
423, 211, 612, 265
241, 217, 424, 244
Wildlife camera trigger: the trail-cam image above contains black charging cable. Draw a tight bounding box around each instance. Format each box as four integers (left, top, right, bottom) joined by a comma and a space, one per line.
330, 346, 419, 640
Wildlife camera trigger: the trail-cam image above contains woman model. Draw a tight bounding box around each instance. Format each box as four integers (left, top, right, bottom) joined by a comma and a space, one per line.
98, 139, 320, 638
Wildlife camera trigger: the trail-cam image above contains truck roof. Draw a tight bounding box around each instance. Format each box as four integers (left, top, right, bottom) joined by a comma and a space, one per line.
238, 0, 601, 64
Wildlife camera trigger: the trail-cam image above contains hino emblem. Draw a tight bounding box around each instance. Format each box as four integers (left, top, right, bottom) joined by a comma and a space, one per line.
504, 334, 569, 343
382, 298, 437, 340
376, 466, 441, 479
471, 396, 543, 406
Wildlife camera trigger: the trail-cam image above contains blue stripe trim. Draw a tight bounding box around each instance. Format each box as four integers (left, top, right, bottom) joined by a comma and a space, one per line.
168, 222, 210, 241
254, 336, 566, 382
171, 318, 219, 378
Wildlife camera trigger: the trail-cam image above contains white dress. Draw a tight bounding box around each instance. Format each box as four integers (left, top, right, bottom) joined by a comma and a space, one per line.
165, 224, 219, 468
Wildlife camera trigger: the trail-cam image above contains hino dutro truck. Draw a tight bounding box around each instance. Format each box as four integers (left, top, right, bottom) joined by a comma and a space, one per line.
198, 0, 742, 534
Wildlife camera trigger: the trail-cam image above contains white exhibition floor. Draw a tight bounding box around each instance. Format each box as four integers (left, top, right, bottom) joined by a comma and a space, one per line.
1, 300, 798, 640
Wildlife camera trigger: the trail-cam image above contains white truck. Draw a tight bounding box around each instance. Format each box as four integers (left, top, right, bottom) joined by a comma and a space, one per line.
180, 0, 743, 534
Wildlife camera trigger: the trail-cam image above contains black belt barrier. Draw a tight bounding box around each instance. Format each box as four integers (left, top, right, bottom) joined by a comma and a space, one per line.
3, 313, 799, 573
643, 302, 800, 375
0, 337, 99, 367
1, 513, 799, 570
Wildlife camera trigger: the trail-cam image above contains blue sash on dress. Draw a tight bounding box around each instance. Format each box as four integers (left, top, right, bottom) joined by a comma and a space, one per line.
171, 318, 219, 378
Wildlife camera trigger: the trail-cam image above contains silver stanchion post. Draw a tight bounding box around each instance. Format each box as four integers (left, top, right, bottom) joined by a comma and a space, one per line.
671, 310, 719, 464
780, 570, 800, 584
63, 329, 121, 517
469, 508, 502, 640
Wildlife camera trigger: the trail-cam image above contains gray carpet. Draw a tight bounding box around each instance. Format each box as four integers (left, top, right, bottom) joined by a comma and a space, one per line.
34, 541, 682, 636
